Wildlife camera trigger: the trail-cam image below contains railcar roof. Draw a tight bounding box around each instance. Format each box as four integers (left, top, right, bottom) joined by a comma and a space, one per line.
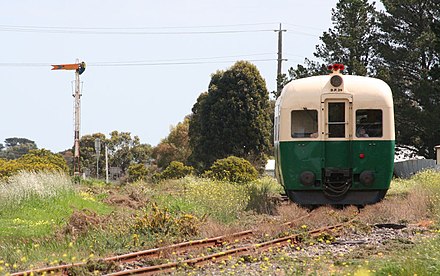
277, 74, 393, 108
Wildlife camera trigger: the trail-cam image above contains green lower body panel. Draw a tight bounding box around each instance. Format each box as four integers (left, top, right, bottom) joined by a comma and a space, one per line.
275, 140, 395, 205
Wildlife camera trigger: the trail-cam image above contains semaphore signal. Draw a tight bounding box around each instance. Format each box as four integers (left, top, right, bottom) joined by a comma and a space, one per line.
51, 60, 86, 176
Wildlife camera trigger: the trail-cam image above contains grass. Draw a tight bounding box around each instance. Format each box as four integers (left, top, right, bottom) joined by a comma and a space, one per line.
151, 176, 282, 223
0, 172, 115, 272
1, 170, 440, 275
372, 236, 440, 275
0, 171, 73, 207
183, 170, 440, 276
0, 191, 112, 238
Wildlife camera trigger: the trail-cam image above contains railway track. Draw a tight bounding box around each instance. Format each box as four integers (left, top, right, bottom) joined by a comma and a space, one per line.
11, 211, 356, 276
13, 214, 355, 275
107, 220, 352, 276
11, 213, 313, 276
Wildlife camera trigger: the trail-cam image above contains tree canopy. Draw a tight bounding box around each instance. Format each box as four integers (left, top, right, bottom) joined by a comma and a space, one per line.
376, 0, 440, 158
188, 61, 272, 171
286, 0, 378, 85
315, 0, 378, 76
289, 0, 440, 158
152, 116, 191, 169
77, 131, 153, 177
0, 137, 37, 160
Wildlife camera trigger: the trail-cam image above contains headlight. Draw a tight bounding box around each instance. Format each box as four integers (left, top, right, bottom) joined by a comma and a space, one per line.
300, 171, 315, 186
360, 171, 375, 185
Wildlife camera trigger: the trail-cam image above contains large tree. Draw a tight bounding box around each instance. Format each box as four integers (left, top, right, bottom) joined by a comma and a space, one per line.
77, 131, 152, 177
315, 0, 378, 75
286, 0, 379, 88
0, 137, 37, 160
189, 61, 272, 171
79, 133, 107, 177
377, 0, 440, 158
107, 131, 152, 174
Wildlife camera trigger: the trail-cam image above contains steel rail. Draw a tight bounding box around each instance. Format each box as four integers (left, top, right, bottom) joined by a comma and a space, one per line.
105, 220, 352, 276
11, 214, 311, 276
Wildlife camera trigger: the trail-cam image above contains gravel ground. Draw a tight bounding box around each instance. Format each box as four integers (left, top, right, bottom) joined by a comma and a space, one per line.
178, 223, 435, 275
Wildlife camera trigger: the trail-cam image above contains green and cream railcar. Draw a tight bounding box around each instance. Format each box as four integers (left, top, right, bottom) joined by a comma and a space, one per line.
274, 64, 395, 205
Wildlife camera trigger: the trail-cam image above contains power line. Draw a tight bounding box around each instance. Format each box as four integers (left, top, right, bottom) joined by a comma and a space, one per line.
91, 59, 276, 67
283, 22, 326, 32
0, 63, 49, 67
90, 53, 275, 65
0, 23, 321, 37
0, 54, 278, 68
0, 25, 274, 35
0, 22, 279, 30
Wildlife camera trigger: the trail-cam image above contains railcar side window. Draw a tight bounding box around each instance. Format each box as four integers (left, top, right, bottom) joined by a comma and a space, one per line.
291, 110, 318, 138
328, 102, 346, 138
356, 110, 383, 138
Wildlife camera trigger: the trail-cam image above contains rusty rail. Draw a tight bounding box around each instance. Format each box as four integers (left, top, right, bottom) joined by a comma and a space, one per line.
105, 220, 351, 276
11, 214, 312, 276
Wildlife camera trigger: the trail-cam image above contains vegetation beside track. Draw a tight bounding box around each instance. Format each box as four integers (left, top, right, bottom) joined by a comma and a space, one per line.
0, 170, 439, 275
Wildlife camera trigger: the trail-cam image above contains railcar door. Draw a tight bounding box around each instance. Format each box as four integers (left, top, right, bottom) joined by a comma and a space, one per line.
321, 96, 353, 198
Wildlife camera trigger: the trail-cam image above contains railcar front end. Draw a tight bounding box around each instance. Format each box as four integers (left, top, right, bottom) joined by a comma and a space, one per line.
274, 65, 395, 205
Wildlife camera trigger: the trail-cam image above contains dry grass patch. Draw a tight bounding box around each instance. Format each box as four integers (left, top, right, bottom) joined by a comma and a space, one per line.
104, 194, 145, 209
360, 188, 431, 225
277, 203, 310, 223
199, 219, 246, 238
61, 209, 103, 237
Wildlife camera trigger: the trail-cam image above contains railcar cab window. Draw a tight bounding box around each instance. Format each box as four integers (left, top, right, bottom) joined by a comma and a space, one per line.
328, 102, 346, 138
356, 109, 383, 138
291, 110, 318, 138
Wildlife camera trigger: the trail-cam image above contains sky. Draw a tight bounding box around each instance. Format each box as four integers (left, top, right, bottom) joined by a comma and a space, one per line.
0, 0, 340, 152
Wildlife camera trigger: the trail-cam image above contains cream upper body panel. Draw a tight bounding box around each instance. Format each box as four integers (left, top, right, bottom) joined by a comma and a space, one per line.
275, 73, 395, 141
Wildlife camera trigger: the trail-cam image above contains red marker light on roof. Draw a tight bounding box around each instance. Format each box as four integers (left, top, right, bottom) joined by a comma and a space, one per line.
359, 153, 365, 159
328, 63, 345, 72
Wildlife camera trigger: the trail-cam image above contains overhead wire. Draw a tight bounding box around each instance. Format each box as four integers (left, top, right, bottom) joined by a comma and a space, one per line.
0, 22, 321, 67
0, 53, 278, 68
0, 23, 320, 36
90, 53, 275, 65
0, 22, 280, 30
0, 23, 275, 35
90, 59, 277, 67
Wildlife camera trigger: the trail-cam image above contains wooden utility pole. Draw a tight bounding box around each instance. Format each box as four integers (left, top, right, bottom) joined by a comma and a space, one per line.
275, 23, 287, 96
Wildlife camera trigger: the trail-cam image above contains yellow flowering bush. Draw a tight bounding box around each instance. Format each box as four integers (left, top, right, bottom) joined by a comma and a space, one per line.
0, 149, 68, 181
182, 176, 250, 222
133, 202, 205, 237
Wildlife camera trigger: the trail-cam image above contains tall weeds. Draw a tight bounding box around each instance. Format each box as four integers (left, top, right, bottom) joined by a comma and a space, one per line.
245, 177, 282, 215
0, 171, 73, 207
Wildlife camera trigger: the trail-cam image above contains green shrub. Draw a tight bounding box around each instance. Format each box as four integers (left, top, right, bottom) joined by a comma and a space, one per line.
127, 163, 149, 182
156, 161, 194, 181
203, 156, 258, 183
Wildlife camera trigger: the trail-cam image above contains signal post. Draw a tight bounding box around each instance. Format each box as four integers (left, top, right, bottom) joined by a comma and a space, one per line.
52, 60, 86, 176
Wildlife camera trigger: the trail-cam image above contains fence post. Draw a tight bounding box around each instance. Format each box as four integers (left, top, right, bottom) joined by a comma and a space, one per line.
435, 145, 440, 165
